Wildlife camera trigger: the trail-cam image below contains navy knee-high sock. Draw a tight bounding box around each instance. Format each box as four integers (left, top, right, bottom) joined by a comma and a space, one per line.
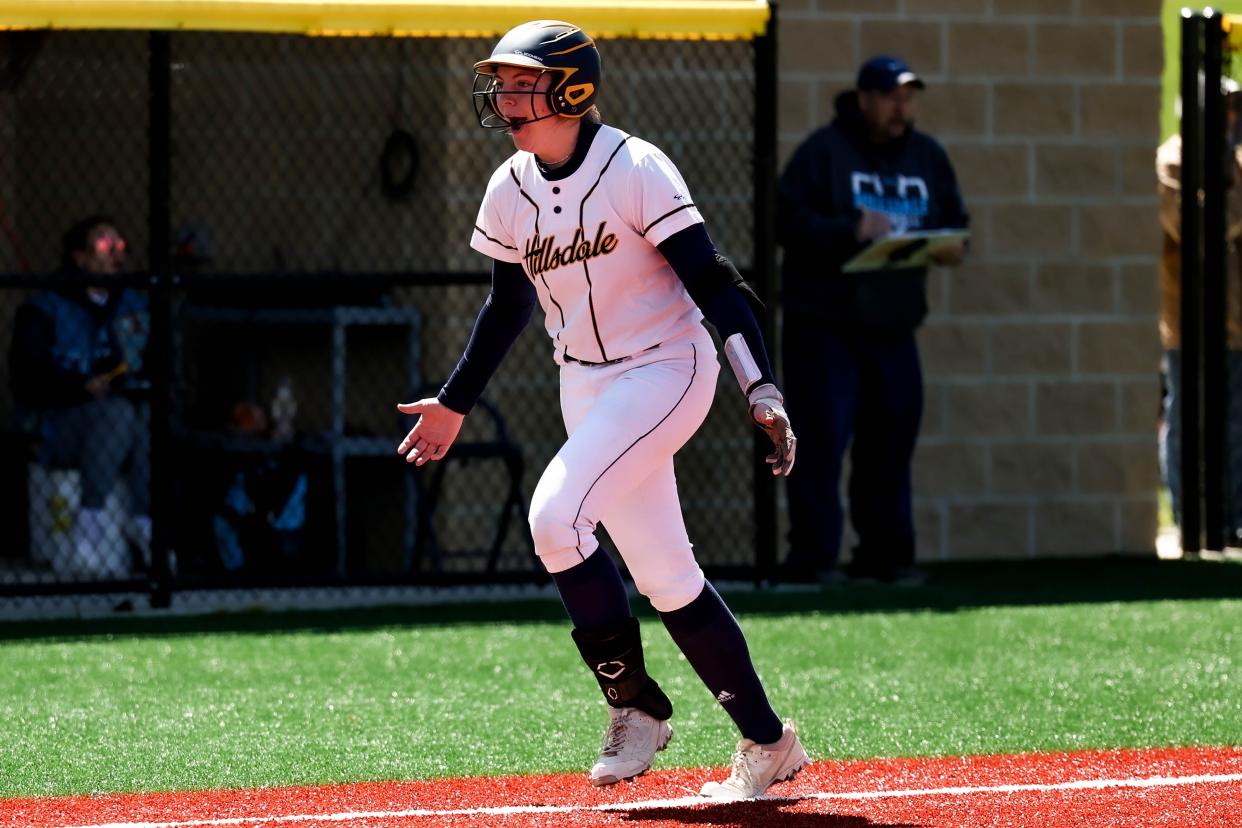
550, 549, 632, 629
659, 582, 783, 744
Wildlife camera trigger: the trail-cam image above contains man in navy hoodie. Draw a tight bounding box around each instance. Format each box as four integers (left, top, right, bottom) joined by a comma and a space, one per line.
777, 56, 968, 585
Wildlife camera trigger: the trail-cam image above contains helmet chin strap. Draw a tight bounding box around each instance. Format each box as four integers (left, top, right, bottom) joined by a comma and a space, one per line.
502, 107, 561, 132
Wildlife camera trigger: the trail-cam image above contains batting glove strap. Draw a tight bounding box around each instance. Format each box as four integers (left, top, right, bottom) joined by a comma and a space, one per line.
746, 382, 783, 413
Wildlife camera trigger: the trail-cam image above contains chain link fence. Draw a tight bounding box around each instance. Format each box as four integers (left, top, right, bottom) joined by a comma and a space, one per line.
0, 28, 771, 598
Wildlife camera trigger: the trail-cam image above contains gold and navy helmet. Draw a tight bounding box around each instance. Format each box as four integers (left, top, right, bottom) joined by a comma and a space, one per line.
472, 20, 601, 129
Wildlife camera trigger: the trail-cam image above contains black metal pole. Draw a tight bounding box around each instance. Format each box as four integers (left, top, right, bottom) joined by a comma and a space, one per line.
1180, 10, 1204, 557
148, 31, 174, 607
1202, 10, 1229, 553
752, 2, 778, 585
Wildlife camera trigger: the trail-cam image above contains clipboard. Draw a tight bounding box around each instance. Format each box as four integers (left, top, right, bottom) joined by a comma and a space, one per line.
842, 229, 970, 273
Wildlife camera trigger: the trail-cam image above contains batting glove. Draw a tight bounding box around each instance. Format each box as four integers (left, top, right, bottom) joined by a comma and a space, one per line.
747, 383, 796, 476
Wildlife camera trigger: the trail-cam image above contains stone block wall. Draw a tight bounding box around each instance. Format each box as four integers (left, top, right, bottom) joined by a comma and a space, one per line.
778, 0, 1165, 558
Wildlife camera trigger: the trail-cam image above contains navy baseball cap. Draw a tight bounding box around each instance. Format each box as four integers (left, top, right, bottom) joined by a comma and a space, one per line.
856, 56, 925, 92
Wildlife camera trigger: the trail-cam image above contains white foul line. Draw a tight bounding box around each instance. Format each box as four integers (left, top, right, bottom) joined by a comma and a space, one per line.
54, 771, 1242, 828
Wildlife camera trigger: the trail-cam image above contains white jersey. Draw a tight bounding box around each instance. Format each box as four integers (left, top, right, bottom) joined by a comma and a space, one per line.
471, 124, 705, 365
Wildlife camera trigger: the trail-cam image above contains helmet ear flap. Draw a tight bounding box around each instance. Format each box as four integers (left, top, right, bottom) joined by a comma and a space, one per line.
561, 82, 595, 112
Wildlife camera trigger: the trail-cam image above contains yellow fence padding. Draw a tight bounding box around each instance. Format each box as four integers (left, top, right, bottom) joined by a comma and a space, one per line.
0, 0, 770, 39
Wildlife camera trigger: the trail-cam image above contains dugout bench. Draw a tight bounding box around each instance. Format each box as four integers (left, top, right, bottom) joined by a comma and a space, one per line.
173, 303, 533, 579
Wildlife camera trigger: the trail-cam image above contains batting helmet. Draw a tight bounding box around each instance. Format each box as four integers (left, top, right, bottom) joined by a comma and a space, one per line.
472, 20, 601, 129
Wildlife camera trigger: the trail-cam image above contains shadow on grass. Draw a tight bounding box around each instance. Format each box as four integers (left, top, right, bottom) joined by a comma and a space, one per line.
0, 555, 1239, 642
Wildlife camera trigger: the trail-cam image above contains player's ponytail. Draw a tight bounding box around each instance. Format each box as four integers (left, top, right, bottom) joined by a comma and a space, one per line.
586, 106, 603, 125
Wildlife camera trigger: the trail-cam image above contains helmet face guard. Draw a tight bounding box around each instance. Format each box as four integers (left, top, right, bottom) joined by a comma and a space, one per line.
472, 68, 565, 130
472, 21, 601, 131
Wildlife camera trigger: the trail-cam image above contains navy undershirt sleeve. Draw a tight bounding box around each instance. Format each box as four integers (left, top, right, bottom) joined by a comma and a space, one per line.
438, 259, 537, 414
657, 224, 776, 390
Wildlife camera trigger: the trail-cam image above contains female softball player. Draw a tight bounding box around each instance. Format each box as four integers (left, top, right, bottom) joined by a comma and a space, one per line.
396, 20, 806, 800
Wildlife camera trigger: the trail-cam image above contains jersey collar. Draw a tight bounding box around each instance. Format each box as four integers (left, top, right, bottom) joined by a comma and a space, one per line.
536, 121, 602, 181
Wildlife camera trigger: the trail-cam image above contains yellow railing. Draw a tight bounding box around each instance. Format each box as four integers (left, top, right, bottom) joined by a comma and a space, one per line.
0, 0, 770, 39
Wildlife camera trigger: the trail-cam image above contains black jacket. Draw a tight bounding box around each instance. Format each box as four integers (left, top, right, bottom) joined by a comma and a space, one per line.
778, 90, 968, 332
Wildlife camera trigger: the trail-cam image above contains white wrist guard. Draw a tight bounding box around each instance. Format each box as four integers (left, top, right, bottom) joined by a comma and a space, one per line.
724, 333, 764, 396
724, 334, 795, 475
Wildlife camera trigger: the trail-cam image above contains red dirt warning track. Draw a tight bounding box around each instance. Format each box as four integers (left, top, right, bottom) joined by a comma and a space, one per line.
3, 745, 1240, 827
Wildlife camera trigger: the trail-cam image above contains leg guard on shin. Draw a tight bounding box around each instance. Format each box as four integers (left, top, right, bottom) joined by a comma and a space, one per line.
571, 617, 673, 721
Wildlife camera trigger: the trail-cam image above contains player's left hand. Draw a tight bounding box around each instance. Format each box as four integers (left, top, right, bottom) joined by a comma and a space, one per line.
396, 397, 465, 466
747, 383, 796, 476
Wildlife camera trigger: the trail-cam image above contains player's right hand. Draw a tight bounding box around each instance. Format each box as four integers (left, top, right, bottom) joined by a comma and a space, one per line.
396, 397, 465, 466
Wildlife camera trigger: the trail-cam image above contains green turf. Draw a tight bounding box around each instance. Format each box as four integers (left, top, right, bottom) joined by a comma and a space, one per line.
1, 557, 1240, 798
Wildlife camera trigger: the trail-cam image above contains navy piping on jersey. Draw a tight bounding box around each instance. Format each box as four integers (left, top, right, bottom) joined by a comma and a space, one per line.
509, 167, 542, 231
577, 134, 634, 362
538, 271, 567, 334
474, 225, 517, 251
578, 257, 607, 363
507, 164, 567, 338
571, 343, 701, 563
642, 203, 697, 237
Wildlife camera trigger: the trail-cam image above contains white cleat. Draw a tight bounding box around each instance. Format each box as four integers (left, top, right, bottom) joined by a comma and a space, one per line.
588, 706, 673, 786
699, 721, 809, 800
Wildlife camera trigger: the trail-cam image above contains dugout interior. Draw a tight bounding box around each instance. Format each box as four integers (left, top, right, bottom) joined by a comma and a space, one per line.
0, 2, 777, 593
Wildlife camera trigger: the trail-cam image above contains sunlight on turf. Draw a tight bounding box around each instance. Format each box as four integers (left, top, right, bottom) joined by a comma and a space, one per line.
1, 587, 1240, 797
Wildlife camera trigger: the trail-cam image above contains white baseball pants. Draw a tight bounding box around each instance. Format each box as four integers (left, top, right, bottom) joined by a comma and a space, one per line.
529, 329, 720, 612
